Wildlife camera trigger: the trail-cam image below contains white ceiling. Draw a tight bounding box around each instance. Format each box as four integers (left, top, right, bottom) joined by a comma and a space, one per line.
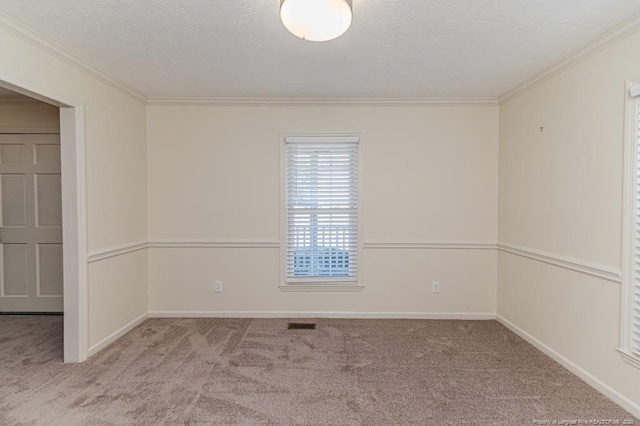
1, 1, 640, 99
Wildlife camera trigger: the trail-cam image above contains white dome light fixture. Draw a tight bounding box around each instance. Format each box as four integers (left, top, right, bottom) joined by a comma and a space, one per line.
280, 0, 353, 42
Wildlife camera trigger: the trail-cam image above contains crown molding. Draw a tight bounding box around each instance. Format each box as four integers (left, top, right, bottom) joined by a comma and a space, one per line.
0, 11, 146, 104
499, 11, 640, 105
4, 6, 639, 108
146, 97, 499, 107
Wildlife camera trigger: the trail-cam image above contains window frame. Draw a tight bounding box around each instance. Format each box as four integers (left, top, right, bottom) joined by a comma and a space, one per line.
620, 80, 640, 369
279, 133, 364, 292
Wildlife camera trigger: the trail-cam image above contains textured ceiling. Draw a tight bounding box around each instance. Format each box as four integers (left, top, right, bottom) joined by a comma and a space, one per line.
1, 0, 640, 99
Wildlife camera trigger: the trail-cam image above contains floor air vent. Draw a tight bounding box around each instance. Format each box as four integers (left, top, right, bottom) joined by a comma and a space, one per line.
288, 322, 316, 330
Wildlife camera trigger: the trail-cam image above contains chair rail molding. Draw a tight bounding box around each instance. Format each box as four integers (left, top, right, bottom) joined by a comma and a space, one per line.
147, 239, 280, 249
87, 241, 148, 263
497, 241, 621, 283
363, 240, 497, 250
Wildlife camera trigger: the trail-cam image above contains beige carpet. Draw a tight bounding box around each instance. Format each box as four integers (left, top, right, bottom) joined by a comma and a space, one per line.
0, 316, 636, 425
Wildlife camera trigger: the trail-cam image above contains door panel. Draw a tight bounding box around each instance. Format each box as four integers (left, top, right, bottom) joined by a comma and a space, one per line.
0, 134, 62, 312
1, 174, 27, 226
37, 243, 63, 296
0, 144, 24, 164
34, 144, 60, 165
35, 174, 62, 227
1, 243, 28, 296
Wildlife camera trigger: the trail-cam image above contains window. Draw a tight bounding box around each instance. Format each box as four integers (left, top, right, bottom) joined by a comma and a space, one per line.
621, 82, 640, 369
282, 135, 360, 286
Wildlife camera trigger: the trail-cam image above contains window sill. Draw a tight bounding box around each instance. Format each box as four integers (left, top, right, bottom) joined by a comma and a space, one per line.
617, 348, 640, 370
279, 284, 364, 292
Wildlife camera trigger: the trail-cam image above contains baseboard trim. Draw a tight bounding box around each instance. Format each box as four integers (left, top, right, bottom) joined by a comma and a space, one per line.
148, 311, 496, 320
87, 312, 148, 357
497, 242, 621, 284
497, 315, 640, 420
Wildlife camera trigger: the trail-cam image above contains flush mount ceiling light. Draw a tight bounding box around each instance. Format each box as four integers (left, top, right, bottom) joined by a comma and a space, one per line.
280, 0, 353, 42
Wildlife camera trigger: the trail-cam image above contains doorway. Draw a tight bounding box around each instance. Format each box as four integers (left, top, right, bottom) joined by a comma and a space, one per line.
0, 82, 87, 363
1, 129, 63, 312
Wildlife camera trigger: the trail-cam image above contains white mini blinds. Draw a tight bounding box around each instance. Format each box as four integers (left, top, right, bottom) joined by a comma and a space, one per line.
630, 83, 640, 357
284, 136, 359, 284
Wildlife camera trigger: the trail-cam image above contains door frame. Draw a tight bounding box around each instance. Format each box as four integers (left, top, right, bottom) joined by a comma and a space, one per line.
0, 79, 88, 362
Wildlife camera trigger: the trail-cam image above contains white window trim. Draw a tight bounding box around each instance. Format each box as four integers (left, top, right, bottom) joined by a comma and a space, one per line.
620, 80, 640, 369
279, 133, 364, 292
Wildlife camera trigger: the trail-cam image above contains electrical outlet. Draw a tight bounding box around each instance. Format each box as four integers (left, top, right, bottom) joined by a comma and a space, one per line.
214, 280, 223, 293
432, 281, 440, 294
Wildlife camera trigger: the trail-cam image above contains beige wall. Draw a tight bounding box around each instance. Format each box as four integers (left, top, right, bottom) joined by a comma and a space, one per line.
498, 30, 640, 412
147, 104, 499, 315
0, 99, 59, 130
0, 23, 148, 349
2, 6, 639, 417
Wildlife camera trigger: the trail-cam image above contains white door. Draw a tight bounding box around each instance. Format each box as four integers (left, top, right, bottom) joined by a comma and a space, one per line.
0, 134, 63, 312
